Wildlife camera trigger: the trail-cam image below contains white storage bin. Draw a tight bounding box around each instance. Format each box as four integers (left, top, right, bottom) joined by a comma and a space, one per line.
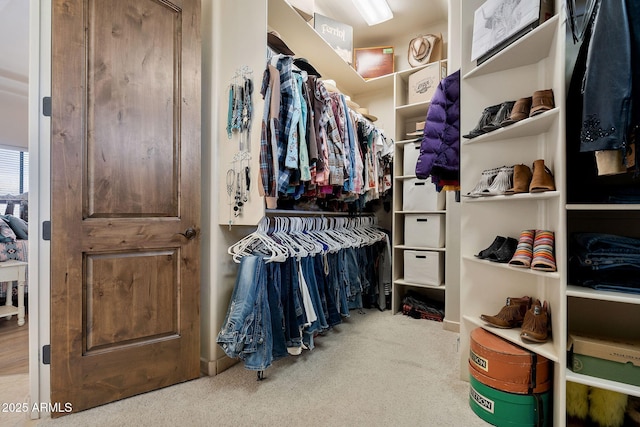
402, 177, 445, 211
404, 214, 445, 248
403, 250, 444, 286
402, 141, 421, 177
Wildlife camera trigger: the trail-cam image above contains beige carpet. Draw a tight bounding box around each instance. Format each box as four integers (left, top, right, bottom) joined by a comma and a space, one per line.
0, 373, 31, 427
31, 309, 488, 426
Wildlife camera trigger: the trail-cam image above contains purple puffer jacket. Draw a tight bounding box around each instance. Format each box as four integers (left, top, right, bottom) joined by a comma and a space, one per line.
415, 70, 460, 190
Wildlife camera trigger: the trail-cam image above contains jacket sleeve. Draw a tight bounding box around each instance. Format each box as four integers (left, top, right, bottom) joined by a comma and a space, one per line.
415, 80, 447, 180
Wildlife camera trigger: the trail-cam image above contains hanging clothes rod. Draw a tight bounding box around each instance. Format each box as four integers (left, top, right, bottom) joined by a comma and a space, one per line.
265, 209, 374, 217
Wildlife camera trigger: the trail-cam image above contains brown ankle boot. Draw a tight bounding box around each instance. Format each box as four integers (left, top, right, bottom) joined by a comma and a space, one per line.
520, 300, 550, 343
529, 159, 556, 193
481, 296, 531, 328
505, 164, 532, 195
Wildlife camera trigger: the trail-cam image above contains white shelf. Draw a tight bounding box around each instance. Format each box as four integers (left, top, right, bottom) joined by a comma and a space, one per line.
0, 304, 18, 317
566, 371, 640, 398
395, 279, 446, 291
395, 101, 431, 118
395, 138, 423, 145
268, 0, 393, 97
462, 191, 560, 203
463, 315, 560, 363
567, 285, 640, 304
463, 256, 560, 279
567, 204, 640, 211
462, 108, 559, 145
395, 245, 446, 252
395, 174, 418, 180
462, 15, 560, 80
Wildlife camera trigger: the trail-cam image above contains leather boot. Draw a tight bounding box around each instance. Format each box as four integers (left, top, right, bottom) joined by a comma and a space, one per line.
520, 300, 550, 343
500, 96, 532, 126
530, 89, 555, 117
481, 296, 531, 328
505, 164, 532, 195
529, 159, 556, 193
463, 104, 501, 139
482, 101, 515, 132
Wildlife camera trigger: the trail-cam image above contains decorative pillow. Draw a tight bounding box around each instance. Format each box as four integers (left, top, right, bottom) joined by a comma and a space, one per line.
0, 220, 16, 243
3, 215, 27, 240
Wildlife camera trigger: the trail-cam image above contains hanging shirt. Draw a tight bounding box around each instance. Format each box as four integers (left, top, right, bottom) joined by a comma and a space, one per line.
295, 73, 311, 181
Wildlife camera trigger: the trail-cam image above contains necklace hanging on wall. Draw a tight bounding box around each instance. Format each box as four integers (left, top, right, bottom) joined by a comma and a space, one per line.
227, 66, 254, 152
226, 66, 254, 222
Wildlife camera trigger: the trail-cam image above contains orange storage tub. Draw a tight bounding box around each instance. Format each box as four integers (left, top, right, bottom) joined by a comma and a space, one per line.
469, 328, 552, 394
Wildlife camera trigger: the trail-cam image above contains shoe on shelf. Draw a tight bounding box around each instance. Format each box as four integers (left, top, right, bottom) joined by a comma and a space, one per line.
531, 230, 557, 272
480, 296, 532, 328
463, 104, 501, 139
529, 89, 555, 117
475, 236, 506, 259
529, 159, 556, 193
482, 166, 514, 196
520, 300, 550, 343
485, 236, 518, 263
508, 229, 535, 268
464, 167, 500, 197
504, 164, 532, 195
500, 96, 532, 126
482, 101, 515, 132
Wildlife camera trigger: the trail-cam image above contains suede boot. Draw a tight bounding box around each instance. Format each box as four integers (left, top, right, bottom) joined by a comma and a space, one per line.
529, 159, 556, 193
481, 296, 532, 328
505, 164, 533, 195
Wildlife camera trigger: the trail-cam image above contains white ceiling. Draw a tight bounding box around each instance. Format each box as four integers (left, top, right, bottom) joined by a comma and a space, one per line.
309, 0, 448, 47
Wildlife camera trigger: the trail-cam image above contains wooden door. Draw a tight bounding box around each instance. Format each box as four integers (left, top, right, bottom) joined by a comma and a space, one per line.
50, 0, 201, 414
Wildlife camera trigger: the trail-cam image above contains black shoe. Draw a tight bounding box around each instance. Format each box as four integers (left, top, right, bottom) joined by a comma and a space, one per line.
482, 101, 515, 133
486, 237, 518, 263
475, 236, 506, 259
463, 104, 501, 139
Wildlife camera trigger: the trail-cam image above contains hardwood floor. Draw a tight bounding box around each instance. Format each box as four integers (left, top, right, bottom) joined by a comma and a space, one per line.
0, 314, 28, 376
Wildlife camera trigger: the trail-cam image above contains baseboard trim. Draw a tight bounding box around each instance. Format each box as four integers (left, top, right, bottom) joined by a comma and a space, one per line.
200, 355, 239, 376
443, 319, 459, 333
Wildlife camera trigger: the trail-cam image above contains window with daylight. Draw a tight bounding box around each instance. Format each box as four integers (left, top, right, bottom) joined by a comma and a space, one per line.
0, 148, 29, 217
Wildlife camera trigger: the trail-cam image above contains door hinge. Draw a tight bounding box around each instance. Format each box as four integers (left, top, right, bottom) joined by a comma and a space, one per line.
42, 221, 51, 241
42, 345, 50, 365
42, 97, 51, 117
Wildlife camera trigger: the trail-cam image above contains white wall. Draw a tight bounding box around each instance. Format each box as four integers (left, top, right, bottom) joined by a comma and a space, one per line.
0, 89, 28, 150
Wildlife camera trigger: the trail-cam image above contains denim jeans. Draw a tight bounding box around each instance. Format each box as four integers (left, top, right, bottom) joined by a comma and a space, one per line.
343, 248, 363, 310
217, 255, 273, 370
279, 257, 303, 350
572, 232, 640, 269
266, 261, 288, 360
313, 254, 342, 327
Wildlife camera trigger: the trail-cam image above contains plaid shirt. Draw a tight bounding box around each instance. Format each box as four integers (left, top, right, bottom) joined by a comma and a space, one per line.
324, 91, 345, 186
275, 55, 295, 193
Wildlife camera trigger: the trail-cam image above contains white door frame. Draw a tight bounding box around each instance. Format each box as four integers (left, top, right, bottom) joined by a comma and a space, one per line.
28, 0, 51, 419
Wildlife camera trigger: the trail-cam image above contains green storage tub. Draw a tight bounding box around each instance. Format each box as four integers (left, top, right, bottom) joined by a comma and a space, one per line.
469, 375, 551, 426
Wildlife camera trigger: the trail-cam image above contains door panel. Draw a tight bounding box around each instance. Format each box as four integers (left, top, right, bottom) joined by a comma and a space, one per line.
51, 0, 200, 414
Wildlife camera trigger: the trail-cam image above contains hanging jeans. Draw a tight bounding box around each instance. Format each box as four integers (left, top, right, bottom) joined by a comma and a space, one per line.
217, 255, 273, 371
313, 253, 342, 327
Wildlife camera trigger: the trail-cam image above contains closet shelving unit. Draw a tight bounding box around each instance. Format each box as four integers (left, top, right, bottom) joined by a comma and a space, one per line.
391, 60, 449, 315
564, 205, 640, 399
458, 5, 567, 426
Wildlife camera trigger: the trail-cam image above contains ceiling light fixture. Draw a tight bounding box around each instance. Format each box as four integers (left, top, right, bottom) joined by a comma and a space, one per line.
351, 0, 394, 26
